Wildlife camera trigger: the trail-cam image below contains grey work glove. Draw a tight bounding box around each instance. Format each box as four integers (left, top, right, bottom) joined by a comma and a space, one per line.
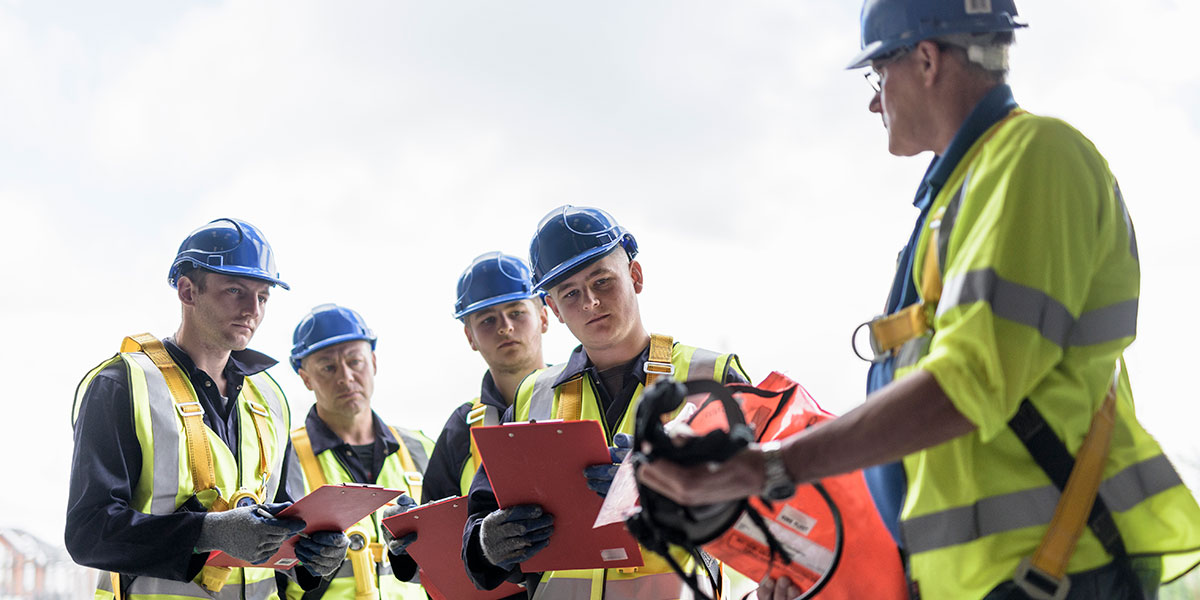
479, 504, 555, 570
294, 531, 350, 578
584, 432, 634, 497
195, 502, 307, 564
380, 494, 419, 556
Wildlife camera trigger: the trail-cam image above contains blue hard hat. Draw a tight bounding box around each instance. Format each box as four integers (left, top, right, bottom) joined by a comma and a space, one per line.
529, 205, 638, 292
454, 252, 541, 320
847, 0, 1027, 69
168, 218, 289, 290
290, 304, 377, 372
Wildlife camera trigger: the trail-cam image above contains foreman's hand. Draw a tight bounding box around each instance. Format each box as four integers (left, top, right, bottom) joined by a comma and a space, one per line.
636, 446, 764, 506
380, 495, 419, 555
584, 433, 634, 497
479, 504, 555, 570
757, 574, 802, 600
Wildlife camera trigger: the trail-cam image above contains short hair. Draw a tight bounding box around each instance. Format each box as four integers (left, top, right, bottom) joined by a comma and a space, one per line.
935, 31, 1014, 82
180, 265, 210, 293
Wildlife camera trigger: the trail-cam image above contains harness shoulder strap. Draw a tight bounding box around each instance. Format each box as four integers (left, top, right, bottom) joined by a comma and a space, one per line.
467, 399, 500, 471
644, 333, 675, 389
556, 378, 585, 421
388, 425, 424, 501
289, 426, 327, 491
119, 334, 217, 499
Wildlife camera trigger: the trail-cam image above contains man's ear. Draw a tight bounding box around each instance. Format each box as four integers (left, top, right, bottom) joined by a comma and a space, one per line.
177, 277, 197, 306
463, 323, 478, 351
538, 303, 550, 333
371, 351, 378, 375
629, 260, 644, 294
544, 294, 564, 323
914, 39, 943, 88
297, 368, 315, 392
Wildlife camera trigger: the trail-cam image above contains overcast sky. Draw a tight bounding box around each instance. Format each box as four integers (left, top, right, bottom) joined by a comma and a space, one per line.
1, 0, 1197, 547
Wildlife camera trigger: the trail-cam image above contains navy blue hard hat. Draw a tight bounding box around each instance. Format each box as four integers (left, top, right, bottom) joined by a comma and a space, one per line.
290, 304, 377, 372
847, 0, 1027, 69
168, 218, 289, 289
529, 205, 638, 292
454, 252, 541, 320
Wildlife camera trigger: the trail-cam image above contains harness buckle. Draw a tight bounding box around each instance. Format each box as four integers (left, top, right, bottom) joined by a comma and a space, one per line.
466, 404, 488, 425
247, 402, 271, 418
851, 319, 889, 363
404, 472, 424, 487
643, 361, 675, 376
1012, 557, 1071, 600
175, 401, 205, 417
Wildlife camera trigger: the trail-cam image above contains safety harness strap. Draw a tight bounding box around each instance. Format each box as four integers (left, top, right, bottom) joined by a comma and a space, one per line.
557, 378, 585, 421
644, 333, 675, 389
389, 425, 424, 502
467, 399, 500, 471
290, 427, 328, 490
120, 334, 218, 501
1009, 367, 1127, 600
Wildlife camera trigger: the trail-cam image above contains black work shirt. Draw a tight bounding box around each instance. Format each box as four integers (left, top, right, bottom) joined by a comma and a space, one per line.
462, 342, 748, 595
65, 338, 305, 582
301, 406, 406, 486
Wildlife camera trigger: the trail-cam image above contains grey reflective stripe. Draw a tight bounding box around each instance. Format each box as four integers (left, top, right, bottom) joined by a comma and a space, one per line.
528, 364, 569, 421
397, 429, 429, 473
892, 335, 931, 371
333, 558, 394, 579
96, 571, 114, 592
1069, 299, 1138, 346
532, 572, 685, 600
937, 268, 1137, 348
901, 453, 1183, 554
936, 179, 967, 272
103, 573, 277, 599
248, 372, 286, 499
484, 405, 500, 427
685, 348, 719, 382
129, 352, 184, 516
1114, 182, 1138, 260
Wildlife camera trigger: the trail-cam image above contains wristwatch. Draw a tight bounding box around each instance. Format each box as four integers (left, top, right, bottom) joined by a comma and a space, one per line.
759, 441, 797, 501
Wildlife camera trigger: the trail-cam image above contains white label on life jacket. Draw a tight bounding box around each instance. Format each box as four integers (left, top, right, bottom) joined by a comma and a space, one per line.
730, 514, 834, 575
776, 505, 817, 536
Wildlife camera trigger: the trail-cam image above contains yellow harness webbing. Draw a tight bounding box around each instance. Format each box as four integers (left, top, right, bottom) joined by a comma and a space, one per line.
468, 401, 488, 471
290, 427, 327, 490
556, 333, 674, 421
120, 334, 218, 499
388, 425, 424, 503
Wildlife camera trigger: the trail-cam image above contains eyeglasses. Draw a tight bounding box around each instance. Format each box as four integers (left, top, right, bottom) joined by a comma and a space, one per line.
864, 46, 914, 94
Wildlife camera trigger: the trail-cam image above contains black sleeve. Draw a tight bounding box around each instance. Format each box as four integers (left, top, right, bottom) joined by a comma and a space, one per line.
65, 363, 208, 581
387, 549, 419, 582
422, 403, 474, 504
721, 353, 750, 385
462, 403, 534, 591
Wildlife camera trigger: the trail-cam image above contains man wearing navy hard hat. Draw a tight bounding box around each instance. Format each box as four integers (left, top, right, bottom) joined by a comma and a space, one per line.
422, 252, 549, 504
283, 304, 434, 600
639, 1, 1200, 599
67, 218, 349, 599
461, 206, 752, 599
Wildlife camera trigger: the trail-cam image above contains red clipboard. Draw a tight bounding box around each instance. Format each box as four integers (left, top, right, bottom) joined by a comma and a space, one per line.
382, 496, 525, 600
472, 419, 643, 572
207, 483, 403, 569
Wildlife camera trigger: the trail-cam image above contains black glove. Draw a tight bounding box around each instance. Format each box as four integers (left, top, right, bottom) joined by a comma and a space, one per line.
479, 504, 555, 569
380, 494, 419, 556
195, 502, 306, 564
294, 531, 350, 578
585, 432, 634, 497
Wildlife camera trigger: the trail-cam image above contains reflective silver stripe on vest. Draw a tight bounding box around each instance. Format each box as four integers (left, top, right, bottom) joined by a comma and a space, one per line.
532, 571, 685, 600
128, 352, 185, 516
248, 372, 286, 499
483, 405, 500, 426
333, 559, 393, 578
397, 429, 430, 472
901, 453, 1182, 554
685, 348, 719, 381
528, 364, 570, 421
892, 335, 931, 371
936, 268, 1138, 348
